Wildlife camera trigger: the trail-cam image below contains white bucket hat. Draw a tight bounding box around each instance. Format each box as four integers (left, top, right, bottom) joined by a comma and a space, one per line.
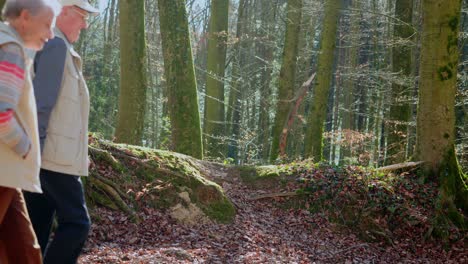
60, 0, 99, 15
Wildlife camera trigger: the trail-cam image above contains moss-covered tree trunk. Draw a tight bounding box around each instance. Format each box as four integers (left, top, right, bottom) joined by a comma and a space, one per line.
270, 0, 302, 162
304, 0, 341, 160
416, 0, 467, 223
291, 0, 318, 160
385, 0, 414, 165
203, 0, 229, 158
115, 0, 148, 145
158, 0, 203, 159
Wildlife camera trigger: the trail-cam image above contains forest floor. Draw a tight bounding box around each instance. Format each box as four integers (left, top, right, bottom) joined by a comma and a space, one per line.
78, 162, 467, 264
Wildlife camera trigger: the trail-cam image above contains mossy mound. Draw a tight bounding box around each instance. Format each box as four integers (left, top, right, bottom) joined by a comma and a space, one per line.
85, 136, 235, 224
237, 161, 314, 188
237, 160, 466, 244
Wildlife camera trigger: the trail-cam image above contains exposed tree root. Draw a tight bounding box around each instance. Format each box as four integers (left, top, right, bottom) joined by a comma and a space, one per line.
87, 139, 236, 224
87, 146, 140, 222
87, 172, 139, 223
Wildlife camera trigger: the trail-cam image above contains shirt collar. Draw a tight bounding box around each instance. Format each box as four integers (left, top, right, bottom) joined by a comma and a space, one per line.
54, 28, 73, 48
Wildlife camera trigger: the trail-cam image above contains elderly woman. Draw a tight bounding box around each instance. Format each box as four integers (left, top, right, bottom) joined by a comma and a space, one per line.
0, 0, 61, 263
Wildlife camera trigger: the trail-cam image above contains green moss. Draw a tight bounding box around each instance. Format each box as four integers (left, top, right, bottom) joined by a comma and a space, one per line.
238, 165, 290, 189
447, 35, 458, 53
89, 136, 236, 223
87, 188, 119, 210
440, 147, 468, 213
427, 147, 468, 240
135, 167, 156, 182
140, 150, 236, 223
200, 197, 236, 223
124, 144, 154, 159
239, 165, 294, 181
148, 186, 182, 209
448, 16, 459, 31
438, 66, 453, 81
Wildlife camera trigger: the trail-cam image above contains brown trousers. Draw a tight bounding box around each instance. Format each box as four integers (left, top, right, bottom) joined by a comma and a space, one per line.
0, 187, 42, 264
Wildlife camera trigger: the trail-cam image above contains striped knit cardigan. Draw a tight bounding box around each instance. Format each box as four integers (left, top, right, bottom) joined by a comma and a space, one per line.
0, 22, 41, 193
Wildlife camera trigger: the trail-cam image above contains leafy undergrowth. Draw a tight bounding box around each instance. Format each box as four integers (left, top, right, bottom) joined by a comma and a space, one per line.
292, 163, 466, 244
80, 155, 467, 263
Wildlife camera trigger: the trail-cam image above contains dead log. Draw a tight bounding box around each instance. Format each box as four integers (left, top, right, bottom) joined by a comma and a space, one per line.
375, 161, 425, 172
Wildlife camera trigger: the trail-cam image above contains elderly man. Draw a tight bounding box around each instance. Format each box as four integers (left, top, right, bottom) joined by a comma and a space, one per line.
0, 0, 61, 263
23, 0, 98, 263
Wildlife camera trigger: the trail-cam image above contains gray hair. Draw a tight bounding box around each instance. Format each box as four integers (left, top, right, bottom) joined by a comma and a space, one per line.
2, 0, 62, 20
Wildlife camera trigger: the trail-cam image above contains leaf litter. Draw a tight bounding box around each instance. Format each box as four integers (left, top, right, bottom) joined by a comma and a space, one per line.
80, 163, 466, 263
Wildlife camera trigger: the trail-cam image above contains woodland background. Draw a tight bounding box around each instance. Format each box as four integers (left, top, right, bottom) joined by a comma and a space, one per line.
1, 0, 466, 261
70, 0, 467, 172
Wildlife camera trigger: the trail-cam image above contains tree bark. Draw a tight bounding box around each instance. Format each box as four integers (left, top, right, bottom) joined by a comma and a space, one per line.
270, 0, 302, 162
158, 0, 203, 159
291, 0, 319, 159
304, 0, 341, 160
416, 0, 467, 221
115, 0, 148, 145
203, 0, 229, 158
385, 0, 414, 165
340, 0, 360, 164
226, 0, 248, 161
257, 0, 279, 161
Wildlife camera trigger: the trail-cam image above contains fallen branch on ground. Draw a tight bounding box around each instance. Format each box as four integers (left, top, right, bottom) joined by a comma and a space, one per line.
375, 161, 425, 172
250, 191, 299, 200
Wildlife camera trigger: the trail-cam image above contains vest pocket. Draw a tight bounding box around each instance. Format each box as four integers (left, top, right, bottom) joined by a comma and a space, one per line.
43, 133, 79, 166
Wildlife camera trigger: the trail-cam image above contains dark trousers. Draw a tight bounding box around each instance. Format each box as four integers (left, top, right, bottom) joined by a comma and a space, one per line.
24, 169, 91, 264
0, 187, 42, 264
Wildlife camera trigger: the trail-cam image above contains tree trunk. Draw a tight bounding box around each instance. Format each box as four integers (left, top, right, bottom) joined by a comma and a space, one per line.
101, 0, 118, 138
385, 0, 414, 164
145, 0, 160, 148
203, 0, 229, 158
107, 0, 117, 42
193, 0, 210, 109
291, 0, 318, 160
257, 0, 279, 162
270, 0, 302, 162
367, 0, 387, 167
340, 0, 360, 164
158, 0, 203, 159
416, 0, 467, 224
115, 0, 148, 145
304, 0, 341, 160
226, 0, 248, 162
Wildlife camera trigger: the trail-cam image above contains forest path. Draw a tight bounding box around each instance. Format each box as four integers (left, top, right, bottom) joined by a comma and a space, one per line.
79, 167, 462, 263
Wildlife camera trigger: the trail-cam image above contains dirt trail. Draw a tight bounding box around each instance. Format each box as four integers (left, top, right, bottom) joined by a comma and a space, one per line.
79, 171, 463, 263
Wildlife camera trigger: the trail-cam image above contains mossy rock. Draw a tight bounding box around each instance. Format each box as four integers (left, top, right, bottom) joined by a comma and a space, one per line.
237, 165, 296, 188
87, 138, 235, 224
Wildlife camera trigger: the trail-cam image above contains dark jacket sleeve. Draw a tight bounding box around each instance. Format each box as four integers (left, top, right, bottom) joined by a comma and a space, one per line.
33, 37, 67, 153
